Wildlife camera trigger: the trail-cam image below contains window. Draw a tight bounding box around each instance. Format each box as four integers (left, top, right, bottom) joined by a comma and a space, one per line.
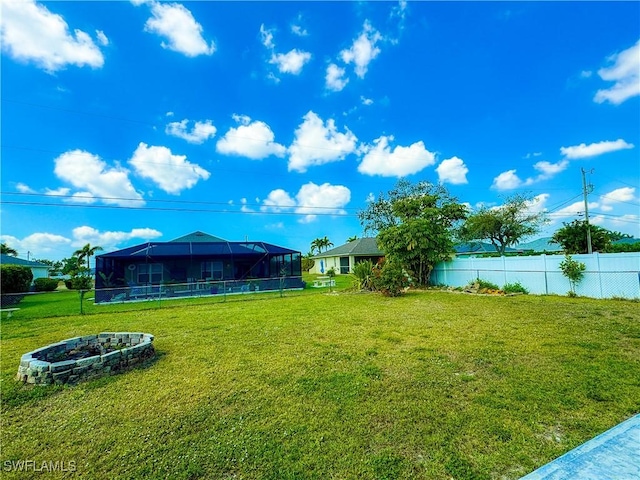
138, 264, 163, 284
201, 261, 223, 280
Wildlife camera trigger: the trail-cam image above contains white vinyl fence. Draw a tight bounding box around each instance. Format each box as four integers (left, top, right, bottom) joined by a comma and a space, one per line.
431, 252, 640, 299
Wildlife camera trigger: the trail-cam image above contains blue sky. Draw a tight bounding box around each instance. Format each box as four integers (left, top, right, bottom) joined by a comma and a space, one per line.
1, 0, 639, 263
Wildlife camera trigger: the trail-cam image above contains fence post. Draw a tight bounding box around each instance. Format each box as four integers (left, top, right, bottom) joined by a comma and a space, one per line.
543, 255, 548, 295
596, 252, 603, 299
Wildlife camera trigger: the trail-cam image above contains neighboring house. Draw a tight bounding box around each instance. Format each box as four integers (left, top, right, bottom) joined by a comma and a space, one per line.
94, 231, 302, 303
0, 254, 50, 284
310, 237, 384, 275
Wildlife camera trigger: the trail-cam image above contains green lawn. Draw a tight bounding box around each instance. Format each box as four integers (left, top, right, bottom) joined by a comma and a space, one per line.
1, 289, 639, 479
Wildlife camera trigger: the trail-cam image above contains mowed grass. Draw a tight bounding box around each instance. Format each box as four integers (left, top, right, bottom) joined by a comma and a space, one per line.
1, 290, 639, 479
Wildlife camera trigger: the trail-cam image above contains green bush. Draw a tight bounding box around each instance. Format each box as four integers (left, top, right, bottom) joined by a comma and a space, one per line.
472, 279, 500, 291
373, 260, 412, 297
65, 276, 93, 290
352, 260, 375, 291
34, 278, 60, 292
0, 265, 33, 293
503, 282, 528, 294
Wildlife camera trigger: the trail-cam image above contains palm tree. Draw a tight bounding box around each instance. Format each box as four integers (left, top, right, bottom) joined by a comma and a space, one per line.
1, 242, 18, 256
318, 236, 333, 253
346, 235, 358, 243
73, 243, 103, 273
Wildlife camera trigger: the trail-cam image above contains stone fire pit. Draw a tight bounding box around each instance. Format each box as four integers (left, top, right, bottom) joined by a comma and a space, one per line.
17, 332, 155, 385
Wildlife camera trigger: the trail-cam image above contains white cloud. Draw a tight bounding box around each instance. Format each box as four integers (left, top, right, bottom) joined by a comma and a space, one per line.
269, 49, 311, 74
216, 116, 286, 159
16, 182, 35, 193
54, 150, 144, 206
259, 23, 275, 49
166, 119, 217, 144
261, 182, 351, 223
600, 187, 636, 212
524, 152, 542, 159
553, 201, 598, 220
66, 192, 97, 204
96, 30, 109, 46
45, 187, 71, 196
361, 96, 373, 105
366, 192, 375, 203
0, 0, 105, 73
524, 194, 550, 215
0, 233, 72, 259
358, 135, 436, 177
326, 63, 349, 91
71, 226, 162, 249
291, 25, 308, 37
532, 159, 569, 177
560, 139, 634, 159
288, 111, 357, 172
129, 143, 210, 194
260, 189, 296, 213
594, 40, 640, 105
436, 156, 469, 185
143, 1, 215, 57
340, 21, 383, 78
580, 70, 592, 79
492, 169, 523, 190
295, 182, 351, 223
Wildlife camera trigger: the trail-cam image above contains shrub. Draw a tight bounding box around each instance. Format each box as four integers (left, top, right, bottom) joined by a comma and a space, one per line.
65, 275, 93, 290
503, 282, 528, 294
352, 260, 375, 291
1, 265, 33, 293
373, 260, 412, 297
34, 278, 60, 292
559, 255, 586, 296
474, 279, 500, 291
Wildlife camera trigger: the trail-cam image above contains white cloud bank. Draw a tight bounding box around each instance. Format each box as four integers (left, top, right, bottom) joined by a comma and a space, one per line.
594, 40, 640, 105
288, 111, 357, 172
54, 150, 144, 206
166, 119, 217, 144
358, 136, 436, 177
129, 143, 210, 194
141, 1, 215, 57
0, 0, 105, 72
261, 182, 351, 223
216, 115, 286, 159
0, 227, 162, 261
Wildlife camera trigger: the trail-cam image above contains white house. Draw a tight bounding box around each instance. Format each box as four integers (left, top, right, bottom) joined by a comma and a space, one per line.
1, 254, 50, 284
310, 238, 384, 275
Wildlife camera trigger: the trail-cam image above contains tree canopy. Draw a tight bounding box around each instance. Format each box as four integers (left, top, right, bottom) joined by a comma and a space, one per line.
1, 242, 18, 256
458, 194, 547, 255
358, 180, 467, 286
551, 220, 622, 253
73, 243, 103, 272
310, 236, 333, 254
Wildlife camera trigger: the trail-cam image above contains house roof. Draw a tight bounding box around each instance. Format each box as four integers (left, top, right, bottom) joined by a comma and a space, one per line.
516, 237, 563, 252
0, 254, 50, 268
97, 240, 298, 259
313, 237, 384, 258
170, 231, 227, 242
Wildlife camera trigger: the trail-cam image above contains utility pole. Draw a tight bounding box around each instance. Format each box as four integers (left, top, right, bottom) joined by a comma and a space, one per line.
581, 168, 594, 254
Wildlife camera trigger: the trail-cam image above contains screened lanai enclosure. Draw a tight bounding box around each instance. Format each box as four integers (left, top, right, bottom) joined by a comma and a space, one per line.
94, 238, 303, 304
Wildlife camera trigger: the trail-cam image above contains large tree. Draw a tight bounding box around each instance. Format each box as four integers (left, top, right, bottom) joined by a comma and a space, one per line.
458, 194, 547, 255
358, 180, 467, 286
551, 220, 614, 253
73, 243, 103, 273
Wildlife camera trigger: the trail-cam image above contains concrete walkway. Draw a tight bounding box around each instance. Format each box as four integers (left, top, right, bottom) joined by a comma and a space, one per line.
521, 414, 639, 479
